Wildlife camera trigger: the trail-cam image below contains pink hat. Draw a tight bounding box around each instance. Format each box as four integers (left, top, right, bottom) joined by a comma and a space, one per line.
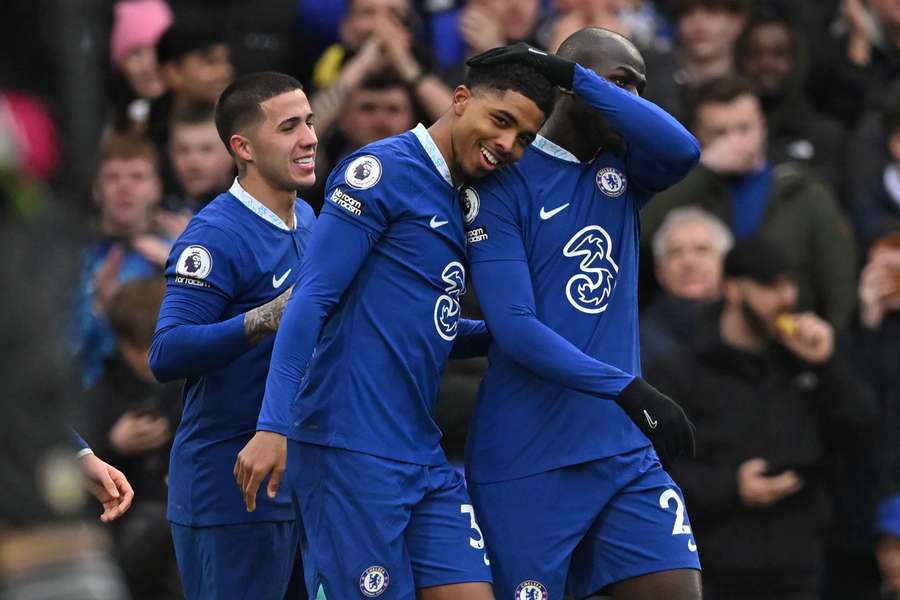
110, 0, 173, 67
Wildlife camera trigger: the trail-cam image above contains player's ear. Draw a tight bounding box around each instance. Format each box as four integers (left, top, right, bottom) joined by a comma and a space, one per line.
230, 134, 253, 163
452, 85, 473, 117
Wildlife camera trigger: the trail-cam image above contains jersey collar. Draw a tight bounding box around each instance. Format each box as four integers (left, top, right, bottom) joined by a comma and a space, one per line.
532, 135, 580, 164
229, 178, 293, 231
411, 123, 453, 187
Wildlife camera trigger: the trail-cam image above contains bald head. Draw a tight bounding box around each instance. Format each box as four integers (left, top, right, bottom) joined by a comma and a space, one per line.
556, 28, 646, 95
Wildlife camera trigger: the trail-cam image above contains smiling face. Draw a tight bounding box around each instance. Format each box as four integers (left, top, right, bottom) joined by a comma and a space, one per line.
449, 86, 545, 181
232, 89, 318, 190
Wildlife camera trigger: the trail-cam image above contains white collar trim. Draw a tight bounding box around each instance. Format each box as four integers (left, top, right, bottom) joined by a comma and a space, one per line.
229, 178, 292, 231
532, 135, 580, 163
412, 123, 453, 187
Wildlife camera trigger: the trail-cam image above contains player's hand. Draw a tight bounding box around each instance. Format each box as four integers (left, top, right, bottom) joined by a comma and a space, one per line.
233, 431, 287, 512
737, 458, 804, 508
81, 452, 135, 522
613, 377, 695, 469
775, 312, 834, 365
466, 42, 576, 89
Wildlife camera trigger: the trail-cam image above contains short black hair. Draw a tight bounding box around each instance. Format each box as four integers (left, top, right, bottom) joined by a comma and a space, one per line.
359, 70, 409, 93
724, 236, 789, 284
689, 75, 756, 126
170, 102, 216, 132
464, 62, 556, 119
157, 18, 227, 65
214, 72, 304, 156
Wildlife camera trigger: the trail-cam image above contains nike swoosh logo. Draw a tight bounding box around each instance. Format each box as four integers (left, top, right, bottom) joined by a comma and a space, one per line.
272, 269, 292, 288
688, 538, 697, 552
527, 47, 548, 56
539, 203, 570, 220
430, 216, 449, 228
643, 409, 659, 429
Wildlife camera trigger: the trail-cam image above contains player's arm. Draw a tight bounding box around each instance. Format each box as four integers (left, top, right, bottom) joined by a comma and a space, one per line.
149, 225, 281, 382
236, 157, 391, 511
567, 64, 700, 193
467, 44, 700, 193
450, 319, 491, 359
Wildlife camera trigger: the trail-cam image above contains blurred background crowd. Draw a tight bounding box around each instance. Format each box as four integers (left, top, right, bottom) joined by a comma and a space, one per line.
3, 0, 900, 598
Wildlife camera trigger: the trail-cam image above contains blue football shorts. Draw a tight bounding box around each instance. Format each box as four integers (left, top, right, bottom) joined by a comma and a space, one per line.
468, 445, 701, 600
289, 441, 492, 600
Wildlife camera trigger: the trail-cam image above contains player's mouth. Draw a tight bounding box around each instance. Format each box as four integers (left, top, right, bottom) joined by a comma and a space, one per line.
292, 155, 315, 173
478, 145, 501, 171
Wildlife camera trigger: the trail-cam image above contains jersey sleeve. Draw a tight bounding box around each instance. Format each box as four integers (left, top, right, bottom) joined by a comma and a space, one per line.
149, 223, 250, 382
571, 64, 700, 196
449, 319, 491, 359
470, 248, 635, 399
319, 152, 398, 237
464, 179, 527, 264
257, 209, 380, 435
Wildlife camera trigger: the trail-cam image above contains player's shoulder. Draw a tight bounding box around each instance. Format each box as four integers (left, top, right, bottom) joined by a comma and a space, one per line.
176, 194, 246, 252
329, 131, 419, 193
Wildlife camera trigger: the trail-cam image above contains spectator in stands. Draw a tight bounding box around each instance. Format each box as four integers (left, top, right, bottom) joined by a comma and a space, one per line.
147, 15, 234, 193
108, 0, 173, 133
737, 11, 847, 196
82, 277, 182, 600
309, 0, 451, 135
71, 134, 168, 388
878, 495, 900, 597
642, 76, 857, 331
644, 0, 750, 123
165, 103, 234, 215
545, 0, 667, 52
808, 0, 900, 128
644, 236, 874, 600
849, 99, 900, 248
309, 70, 415, 210
641, 206, 732, 362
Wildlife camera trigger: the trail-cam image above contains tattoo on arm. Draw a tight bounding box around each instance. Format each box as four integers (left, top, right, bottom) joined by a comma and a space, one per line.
243, 286, 293, 345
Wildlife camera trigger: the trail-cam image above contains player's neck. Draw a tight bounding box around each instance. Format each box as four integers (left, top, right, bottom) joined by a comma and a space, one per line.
238, 172, 296, 229
540, 110, 597, 163
428, 117, 463, 186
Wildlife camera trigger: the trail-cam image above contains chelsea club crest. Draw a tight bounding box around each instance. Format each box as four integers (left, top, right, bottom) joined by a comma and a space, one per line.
596, 167, 627, 197
359, 565, 390, 597
515, 580, 548, 600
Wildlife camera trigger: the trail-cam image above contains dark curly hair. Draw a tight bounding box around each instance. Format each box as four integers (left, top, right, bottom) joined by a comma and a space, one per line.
464, 62, 557, 119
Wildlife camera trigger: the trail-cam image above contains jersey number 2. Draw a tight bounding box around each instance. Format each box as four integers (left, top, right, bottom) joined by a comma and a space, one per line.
658, 489, 697, 552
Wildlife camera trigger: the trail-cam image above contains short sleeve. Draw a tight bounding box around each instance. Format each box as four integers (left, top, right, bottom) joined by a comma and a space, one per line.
463, 177, 528, 264
321, 152, 397, 237
165, 222, 241, 301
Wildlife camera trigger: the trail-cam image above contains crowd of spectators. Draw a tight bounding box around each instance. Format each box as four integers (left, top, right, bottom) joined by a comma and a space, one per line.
4, 0, 900, 598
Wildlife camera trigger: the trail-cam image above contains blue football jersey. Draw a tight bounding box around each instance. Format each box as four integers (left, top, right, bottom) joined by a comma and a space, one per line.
464, 65, 700, 483
158, 179, 316, 526
258, 124, 469, 466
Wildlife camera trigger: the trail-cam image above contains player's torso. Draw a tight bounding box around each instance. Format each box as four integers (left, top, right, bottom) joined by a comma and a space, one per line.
466, 142, 649, 482
169, 194, 313, 525
297, 130, 466, 465
512, 143, 641, 372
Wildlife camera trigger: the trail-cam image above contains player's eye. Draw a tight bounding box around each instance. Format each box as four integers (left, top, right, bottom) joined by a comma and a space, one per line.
492, 115, 509, 127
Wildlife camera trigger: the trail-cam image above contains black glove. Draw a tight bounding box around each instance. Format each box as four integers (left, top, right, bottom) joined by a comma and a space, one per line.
466, 42, 576, 89
614, 377, 696, 469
